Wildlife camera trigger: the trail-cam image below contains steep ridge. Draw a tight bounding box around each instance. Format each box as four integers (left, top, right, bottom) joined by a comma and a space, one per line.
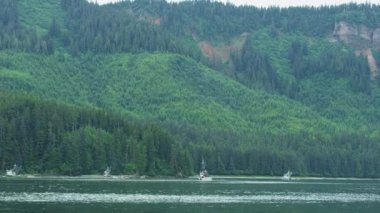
0, 52, 339, 135
333, 21, 380, 79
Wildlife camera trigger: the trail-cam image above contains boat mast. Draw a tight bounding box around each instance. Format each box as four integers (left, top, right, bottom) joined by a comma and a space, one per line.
201, 158, 206, 171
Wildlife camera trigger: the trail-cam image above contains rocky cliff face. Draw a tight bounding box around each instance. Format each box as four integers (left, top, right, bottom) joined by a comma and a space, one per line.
333, 21, 380, 49
333, 21, 379, 79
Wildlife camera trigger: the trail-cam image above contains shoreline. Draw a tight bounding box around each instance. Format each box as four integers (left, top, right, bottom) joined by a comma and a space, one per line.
1, 174, 380, 181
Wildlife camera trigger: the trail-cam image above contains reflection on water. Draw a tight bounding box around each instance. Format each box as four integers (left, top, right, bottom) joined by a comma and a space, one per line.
0, 177, 379, 212
1, 192, 380, 203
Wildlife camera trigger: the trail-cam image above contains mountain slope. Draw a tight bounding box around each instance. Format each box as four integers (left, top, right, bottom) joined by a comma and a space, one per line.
2, 50, 380, 177
247, 29, 380, 134
0, 0, 380, 177
0, 51, 339, 135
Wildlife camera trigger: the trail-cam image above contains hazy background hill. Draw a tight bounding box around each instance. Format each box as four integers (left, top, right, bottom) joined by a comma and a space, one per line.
0, 0, 380, 177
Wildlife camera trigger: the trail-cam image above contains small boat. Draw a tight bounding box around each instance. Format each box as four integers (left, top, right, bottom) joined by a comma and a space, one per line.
6, 164, 18, 176
103, 166, 111, 177
282, 170, 292, 181
199, 170, 212, 181
199, 159, 212, 181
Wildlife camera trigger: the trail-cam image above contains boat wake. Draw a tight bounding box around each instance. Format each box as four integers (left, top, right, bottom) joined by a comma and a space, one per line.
0, 192, 379, 204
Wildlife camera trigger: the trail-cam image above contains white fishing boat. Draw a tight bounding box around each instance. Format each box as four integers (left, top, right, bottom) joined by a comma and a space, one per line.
199, 159, 212, 181
103, 166, 111, 177
282, 170, 292, 181
6, 164, 18, 176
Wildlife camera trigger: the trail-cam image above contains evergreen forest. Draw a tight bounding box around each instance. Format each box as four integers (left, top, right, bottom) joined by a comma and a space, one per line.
0, 0, 380, 177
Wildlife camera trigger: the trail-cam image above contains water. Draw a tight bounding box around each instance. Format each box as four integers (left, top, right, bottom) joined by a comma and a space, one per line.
0, 176, 379, 212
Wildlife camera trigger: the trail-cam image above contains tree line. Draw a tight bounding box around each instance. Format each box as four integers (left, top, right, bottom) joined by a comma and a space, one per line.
120, 0, 380, 40
288, 40, 372, 94
0, 0, 53, 54
0, 92, 192, 176
60, 0, 202, 59
1, 92, 379, 177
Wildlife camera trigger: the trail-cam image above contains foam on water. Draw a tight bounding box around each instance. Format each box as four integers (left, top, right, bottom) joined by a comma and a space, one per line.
0, 192, 379, 204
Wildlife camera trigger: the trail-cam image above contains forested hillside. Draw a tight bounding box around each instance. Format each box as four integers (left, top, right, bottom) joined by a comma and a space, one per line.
0, 0, 380, 177
0, 92, 193, 176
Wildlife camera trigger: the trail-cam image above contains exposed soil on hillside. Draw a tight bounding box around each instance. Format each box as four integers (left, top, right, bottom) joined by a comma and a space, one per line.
198, 41, 234, 62
197, 33, 248, 63
153, 18, 161, 25
356, 49, 378, 80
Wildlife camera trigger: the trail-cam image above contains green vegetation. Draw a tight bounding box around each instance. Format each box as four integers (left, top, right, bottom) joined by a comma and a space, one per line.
0, 0, 380, 177
0, 92, 192, 176
18, 0, 68, 35
0, 0, 53, 54
0, 51, 337, 134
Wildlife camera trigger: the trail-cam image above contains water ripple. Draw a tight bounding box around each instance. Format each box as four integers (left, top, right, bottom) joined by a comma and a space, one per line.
0, 192, 379, 204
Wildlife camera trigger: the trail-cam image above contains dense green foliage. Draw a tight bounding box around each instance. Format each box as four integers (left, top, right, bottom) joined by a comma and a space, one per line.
60, 0, 202, 60
0, 92, 192, 176
115, 0, 380, 40
0, 92, 379, 177
0, 52, 335, 134
0, 0, 53, 54
288, 41, 371, 93
231, 38, 280, 92
0, 0, 380, 177
1, 50, 379, 177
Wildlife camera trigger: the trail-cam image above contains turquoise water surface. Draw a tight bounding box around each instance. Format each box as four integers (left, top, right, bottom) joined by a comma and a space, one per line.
0, 176, 379, 212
